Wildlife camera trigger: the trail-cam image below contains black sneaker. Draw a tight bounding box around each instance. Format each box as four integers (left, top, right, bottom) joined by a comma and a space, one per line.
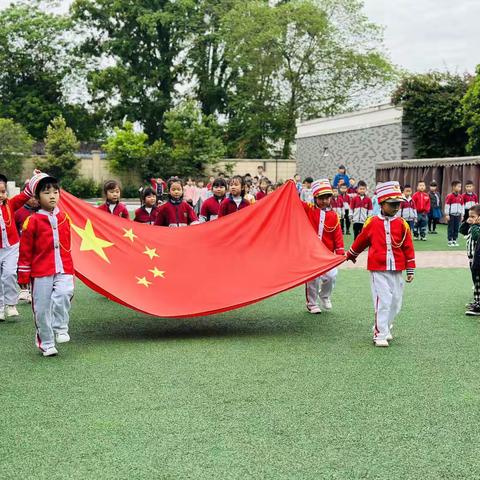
466, 304, 480, 316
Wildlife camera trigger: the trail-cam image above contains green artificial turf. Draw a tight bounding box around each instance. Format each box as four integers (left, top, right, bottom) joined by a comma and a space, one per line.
2, 268, 479, 479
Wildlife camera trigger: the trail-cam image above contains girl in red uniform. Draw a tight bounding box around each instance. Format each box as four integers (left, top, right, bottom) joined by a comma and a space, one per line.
155, 177, 199, 227
18, 173, 75, 357
303, 179, 344, 314
255, 178, 269, 201
199, 178, 227, 222
134, 187, 159, 224
218, 176, 251, 217
97, 180, 130, 219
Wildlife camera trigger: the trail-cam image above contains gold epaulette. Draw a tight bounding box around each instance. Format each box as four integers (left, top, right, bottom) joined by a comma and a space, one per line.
22, 216, 31, 231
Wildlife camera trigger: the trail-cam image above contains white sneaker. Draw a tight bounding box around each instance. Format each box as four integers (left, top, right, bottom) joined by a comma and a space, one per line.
319, 298, 332, 310
386, 333, 393, 341
374, 339, 389, 347
42, 346, 58, 357
55, 333, 70, 344
454, 241, 460, 247
0, 310, 4, 321
5, 305, 19, 317
18, 289, 32, 303
307, 305, 322, 314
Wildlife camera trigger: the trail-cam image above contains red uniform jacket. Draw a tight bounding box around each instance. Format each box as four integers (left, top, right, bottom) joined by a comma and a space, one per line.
339, 193, 351, 212
18, 208, 74, 284
303, 203, 344, 255
97, 202, 130, 219
329, 196, 345, 219
0, 191, 31, 248
444, 192, 464, 216
412, 191, 430, 214
256, 191, 267, 201
349, 195, 373, 223
463, 192, 478, 210
154, 200, 198, 227
200, 196, 225, 222
15, 205, 37, 235
134, 205, 159, 224
347, 215, 415, 273
218, 195, 250, 217
150, 178, 167, 197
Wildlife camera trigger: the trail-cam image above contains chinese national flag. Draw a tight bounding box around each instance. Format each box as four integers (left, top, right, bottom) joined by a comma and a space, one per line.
59, 181, 345, 318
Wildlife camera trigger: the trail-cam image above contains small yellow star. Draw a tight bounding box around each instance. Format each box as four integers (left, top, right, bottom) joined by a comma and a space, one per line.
143, 246, 159, 260
123, 228, 137, 242
149, 267, 165, 278
136, 276, 152, 288
71, 219, 114, 263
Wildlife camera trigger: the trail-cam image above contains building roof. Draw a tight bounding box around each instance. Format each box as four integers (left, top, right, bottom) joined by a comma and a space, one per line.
296, 104, 403, 139
376, 156, 480, 169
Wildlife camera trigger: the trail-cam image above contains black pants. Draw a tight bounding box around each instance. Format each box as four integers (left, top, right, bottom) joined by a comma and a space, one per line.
353, 222, 363, 239
447, 215, 461, 241
428, 213, 438, 232
470, 263, 480, 303
343, 212, 351, 233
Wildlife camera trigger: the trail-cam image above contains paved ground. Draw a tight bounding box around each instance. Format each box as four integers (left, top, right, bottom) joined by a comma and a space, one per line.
342, 250, 468, 269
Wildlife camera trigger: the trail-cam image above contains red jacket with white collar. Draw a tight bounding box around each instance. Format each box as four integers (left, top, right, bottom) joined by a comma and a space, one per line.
134, 205, 159, 224
0, 191, 31, 248
347, 215, 415, 274
303, 203, 344, 255
444, 192, 464, 216
218, 195, 250, 217
97, 201, 130, 219
154, 200, 198, 227
18, 208, 74, 284
200, 195, 225, 222
463, 192, 478, 210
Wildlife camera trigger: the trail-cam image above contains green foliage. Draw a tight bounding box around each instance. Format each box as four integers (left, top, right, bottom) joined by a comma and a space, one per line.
38, 116, 81, 183
392, 72, 470, 158
462, 65, 480, 155
63, 177, 101, 198
0, 118, 34, 181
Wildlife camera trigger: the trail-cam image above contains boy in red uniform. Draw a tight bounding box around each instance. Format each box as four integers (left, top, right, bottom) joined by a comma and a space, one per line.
347, 181, 415, 347
97, 180, 130, 219
462, 180, 478, 222
18, 173, 74, 357
134, 187, 159, 224
444, 180, 464, 247
199, 178, 227, 222
303, 179, 344, 314
349, 180, 373, 239
412, 180, 430, 240
218, 176, 251, 217
154, 177, 199, 227
338, 183, 351, 234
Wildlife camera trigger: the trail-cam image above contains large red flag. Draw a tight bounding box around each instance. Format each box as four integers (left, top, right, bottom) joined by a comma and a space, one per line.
58, 181, 345, 318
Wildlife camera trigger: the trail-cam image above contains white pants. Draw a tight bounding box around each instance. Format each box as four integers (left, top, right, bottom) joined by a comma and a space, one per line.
0, 243, 19, 310
306, 268, 337, 309
32, 274, 74, 351
370, 271, 404, 341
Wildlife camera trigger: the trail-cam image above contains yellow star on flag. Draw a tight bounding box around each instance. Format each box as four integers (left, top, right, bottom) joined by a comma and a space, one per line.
143, 246, 159, 260
136, 276, 152, 288
149, 267, 165, 278
123, 228, 137, 242
71, 219, 114, 263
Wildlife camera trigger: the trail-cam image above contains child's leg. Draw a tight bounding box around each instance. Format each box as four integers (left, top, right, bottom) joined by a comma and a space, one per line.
474, 271, 480, 304
428, 213, 433, 232
305, 278, 321, 310
340, 218, 345, 234
51, 274, 74, 335
319, 268, 337, 302
387, 272, 404, 333
353, 223, 363, 239
1, 244, 19, 307
370, 271, 394, 341
344, 213, 350, 234
453, 215, 460, 241
419, 214, 427, 239
447, 218, 454, 242
31, 276, 55, 352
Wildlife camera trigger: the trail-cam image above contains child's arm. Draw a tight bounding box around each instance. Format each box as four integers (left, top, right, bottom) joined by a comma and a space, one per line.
121, 203, 130, 220
188, 204, 199, 225
8, 190, 32, 212
367, 198, 373, 217
333, 216, 345, 255
17, 216, 35, 288
444, 194, 451, 221
402, 220, 416, 282
459, 221, 470, 236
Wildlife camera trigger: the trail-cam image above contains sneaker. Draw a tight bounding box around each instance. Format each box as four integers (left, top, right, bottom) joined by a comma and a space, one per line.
374, 339, 389, 347
413, 236, 419, 241
42, 347, 58, 357
5, 305, 19, 317
319, 298, 332, 311
420, 237, 427, 241
55, 333, 70, 344
18, 289, 32, 303
454, 241, 460, 247
386, 333, 393, 341
466, 304, 480, 316
466, 301, 477, 308
448, 241, 453, 247
307, 305, 322, 314
0, 309, 4, 321
431, 231, 438, 234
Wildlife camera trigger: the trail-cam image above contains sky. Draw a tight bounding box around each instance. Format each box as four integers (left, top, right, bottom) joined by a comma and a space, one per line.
0, 0, 478, 74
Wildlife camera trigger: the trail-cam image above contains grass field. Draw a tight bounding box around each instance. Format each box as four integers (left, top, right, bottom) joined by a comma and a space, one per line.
2, 266, 479, 479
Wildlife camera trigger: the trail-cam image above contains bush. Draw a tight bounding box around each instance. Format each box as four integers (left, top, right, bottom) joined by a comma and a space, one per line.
62, 177, 101, 198
121, 183, 142, 200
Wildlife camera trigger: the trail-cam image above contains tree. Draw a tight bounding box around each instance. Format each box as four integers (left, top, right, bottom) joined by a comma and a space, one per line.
38, 116, 81, 185
71, 0, 197, 141
392, 72, 470, 158
0, 118, 34, 181
462, 65, 480, 155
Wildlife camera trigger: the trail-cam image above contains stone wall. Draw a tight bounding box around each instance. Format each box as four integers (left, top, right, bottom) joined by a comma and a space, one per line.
210, 159, 296, 182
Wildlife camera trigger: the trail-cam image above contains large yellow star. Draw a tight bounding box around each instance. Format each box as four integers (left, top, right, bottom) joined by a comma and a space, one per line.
123, 228, 137, 242
136, 276, 152, 288
143, 246, 159, 260
71, 219, 114, 263
149, 267, 165, 278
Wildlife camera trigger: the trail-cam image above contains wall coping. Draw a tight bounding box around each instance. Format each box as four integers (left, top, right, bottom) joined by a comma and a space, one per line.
376, 156, 480, 169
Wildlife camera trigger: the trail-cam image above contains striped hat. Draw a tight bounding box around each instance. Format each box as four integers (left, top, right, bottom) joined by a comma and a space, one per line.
376, 181, 404, 204
29, 172, 58, 196
312, 178, 333, 198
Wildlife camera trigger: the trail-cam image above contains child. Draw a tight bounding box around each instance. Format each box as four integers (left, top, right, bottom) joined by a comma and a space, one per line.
347, 177, 357, 195
428, 181, 442, 234
463, 181, 478, 222
303, 179, 344, 313
244, 181, 256, 205
332, 165, 350, 189
134, 187, 159, 224
97, 180, 130, 219
293, 174, 303, 194
154, 177, 199, 227
347, 181, 415, 347
199, 178, 227, 222
218, 175, 251, 217
18, 173, 74, 357
349, 180, 373, 239
330, 187, 344, 224
444, 180, 464, 247
460, 205, 480, 315
266, 184, 276, 195
412, 180, 430, 241
399, 184, 417, 231
339, 183, 351, 234
0, 174, 33, 320
256, 178, 270, 201
150, 177, 167, 201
